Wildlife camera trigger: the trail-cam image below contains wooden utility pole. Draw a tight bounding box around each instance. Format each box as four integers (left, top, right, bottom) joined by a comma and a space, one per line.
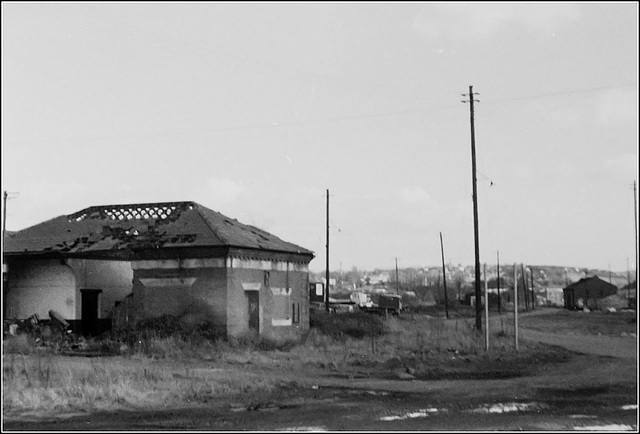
628, 257, 631, 304
634, 181, 638, 288
521, 263, 528, 311
2, 191, 7, 240
530, 266, 535, 310
484, 263, 489, 351
325, 189, 330, 313
514, 263, 519, 350
462, 85, 482, 331
440, 232, 449, 319
496, 251, 501, 313
395, 257, 400, 295
2, 191, 19, 241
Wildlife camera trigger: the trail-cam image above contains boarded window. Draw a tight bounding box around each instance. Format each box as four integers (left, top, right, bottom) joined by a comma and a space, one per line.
271, 287, 291, 321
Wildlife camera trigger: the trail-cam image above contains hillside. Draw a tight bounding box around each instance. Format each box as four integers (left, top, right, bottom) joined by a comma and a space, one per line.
314, 264, 637, 291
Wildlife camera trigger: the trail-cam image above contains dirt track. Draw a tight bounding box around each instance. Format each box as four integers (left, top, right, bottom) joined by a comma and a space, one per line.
519, 327, 637, 359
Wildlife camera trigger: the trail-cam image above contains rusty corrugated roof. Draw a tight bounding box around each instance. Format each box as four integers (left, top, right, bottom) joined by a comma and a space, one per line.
3, 201, 314, 257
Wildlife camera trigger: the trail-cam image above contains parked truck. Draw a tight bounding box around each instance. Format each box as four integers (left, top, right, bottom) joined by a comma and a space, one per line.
352, 292, 402, 316
309, 282, 356, 313
309, 283, 402, 316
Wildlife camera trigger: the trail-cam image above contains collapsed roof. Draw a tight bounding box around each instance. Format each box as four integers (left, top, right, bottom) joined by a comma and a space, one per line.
3, 201, 314, 258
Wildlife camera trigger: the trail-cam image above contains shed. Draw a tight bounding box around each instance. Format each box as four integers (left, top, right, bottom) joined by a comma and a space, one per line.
3, 201, 314, 339
562, 276, 618, 310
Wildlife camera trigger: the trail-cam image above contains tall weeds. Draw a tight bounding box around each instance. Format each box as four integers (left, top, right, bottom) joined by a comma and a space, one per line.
2, 310, 527, 416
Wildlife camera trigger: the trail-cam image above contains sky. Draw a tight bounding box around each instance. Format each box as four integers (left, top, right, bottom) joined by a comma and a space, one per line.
2, 2, 638, 273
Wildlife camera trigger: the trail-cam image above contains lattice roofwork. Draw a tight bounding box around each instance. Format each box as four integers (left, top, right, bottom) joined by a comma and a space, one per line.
67, 202, 196, 222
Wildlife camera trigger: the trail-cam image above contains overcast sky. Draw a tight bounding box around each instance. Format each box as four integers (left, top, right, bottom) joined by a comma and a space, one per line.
2, 2, 638, 273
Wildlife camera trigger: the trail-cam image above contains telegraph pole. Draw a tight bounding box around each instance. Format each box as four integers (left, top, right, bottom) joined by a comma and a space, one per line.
440, 232, 450, 319
395, 257, 400, 295
496, 251, 501, 313
2, 191, 7, 240
521, 263, 528, 311
514, 263, 518, 350
484, 263, 489, 351
462, 85, 482, 331
2, 191, 19, 240
627, 257, 631, 304
530, 266, 535, 309
634, 181, 638, 287
325, 189, 330, 313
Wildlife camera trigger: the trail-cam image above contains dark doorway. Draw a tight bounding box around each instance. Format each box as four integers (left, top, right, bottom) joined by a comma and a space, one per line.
81, 289, 102, 336
247, 291, 259, 332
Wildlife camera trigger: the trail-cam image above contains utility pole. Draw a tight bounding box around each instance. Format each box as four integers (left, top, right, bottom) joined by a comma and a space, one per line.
484, 263, 489, 351
2, 191, 7, 240
2, 191, 19, 240
530, 266, 535, 310
634, 181, 638, 287
521, 263, 528, 311
496, 251, 501, 313
2, 191, 18, 320
325, 189, 330, 313
514, 263, 518, 350
462, 85, 482, 331
395, 257, 400, 295
627, 257, 631, 304
440, 232, 450, 319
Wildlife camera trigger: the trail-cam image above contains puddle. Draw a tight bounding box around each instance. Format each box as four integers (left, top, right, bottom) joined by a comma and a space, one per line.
621, 404, 637, 410
379, 408, 442, 421
573, 424, 636, 431
467, 402, 549, 414
365, 390, 389, 396
569, 415, 598, 419
278, 426, 328, 432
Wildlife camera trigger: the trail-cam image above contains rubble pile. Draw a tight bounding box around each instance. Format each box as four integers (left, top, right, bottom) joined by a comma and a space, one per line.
3, 310, 86, 352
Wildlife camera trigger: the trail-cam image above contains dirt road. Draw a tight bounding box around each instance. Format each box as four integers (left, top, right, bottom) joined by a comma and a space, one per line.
518, 327, 637, 359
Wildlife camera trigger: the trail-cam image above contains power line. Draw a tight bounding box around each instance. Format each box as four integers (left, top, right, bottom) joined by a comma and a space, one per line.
482, 84, 635, 104
4, 84, 634, 146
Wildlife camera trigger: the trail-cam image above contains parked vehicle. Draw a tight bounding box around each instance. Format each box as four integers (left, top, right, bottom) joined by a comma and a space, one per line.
352, 292, 402, 316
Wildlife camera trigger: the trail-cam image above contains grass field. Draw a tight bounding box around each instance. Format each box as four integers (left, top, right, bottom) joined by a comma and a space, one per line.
2, 307, 635, 417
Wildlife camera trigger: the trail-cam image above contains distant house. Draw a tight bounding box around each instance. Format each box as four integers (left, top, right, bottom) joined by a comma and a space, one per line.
563, 276, 618, 310
3, 201, 314, 338
537, 287, 564, 307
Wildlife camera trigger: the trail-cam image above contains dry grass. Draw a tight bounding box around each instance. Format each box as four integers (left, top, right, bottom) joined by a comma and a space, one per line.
2, 352, 277, 416
2, 309, 568, 416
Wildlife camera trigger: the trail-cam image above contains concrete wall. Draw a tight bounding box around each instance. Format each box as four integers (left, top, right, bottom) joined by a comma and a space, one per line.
226, 267, 263, 336
130, 258, 227, 329
227, 258, 310, 338
5, 259, 76, 319
66, 258, 133, 319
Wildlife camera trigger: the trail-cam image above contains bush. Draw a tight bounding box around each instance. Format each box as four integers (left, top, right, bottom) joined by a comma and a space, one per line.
310, 310, 385, 341
104, 314, 226, 345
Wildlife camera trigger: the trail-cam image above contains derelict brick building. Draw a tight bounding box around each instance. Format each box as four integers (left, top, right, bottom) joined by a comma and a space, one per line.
2, 201, 314, 338
562, 275, 618, 310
